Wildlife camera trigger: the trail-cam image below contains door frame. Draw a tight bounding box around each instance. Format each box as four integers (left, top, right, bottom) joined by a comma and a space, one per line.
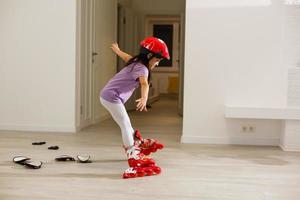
178, 12, 185, 116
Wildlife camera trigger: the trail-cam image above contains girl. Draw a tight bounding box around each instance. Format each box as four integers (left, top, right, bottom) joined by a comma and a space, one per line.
100, 37, 169, 178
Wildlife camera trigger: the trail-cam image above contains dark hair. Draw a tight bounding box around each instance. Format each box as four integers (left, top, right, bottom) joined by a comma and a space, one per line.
125, 47, 154, 83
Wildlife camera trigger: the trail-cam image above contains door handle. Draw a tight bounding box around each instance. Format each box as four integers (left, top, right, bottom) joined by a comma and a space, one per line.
92, 52, 98, 63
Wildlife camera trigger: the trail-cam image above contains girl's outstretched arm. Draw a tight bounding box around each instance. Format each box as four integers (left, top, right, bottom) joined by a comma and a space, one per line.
136, 76, 149, 112
111, 43, 133, 63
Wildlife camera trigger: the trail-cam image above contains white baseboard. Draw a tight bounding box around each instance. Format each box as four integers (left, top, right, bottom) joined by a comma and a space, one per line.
181, 135, 279, 146
0, 124, 76, 133
95, 113, 111, 123
76, 114, 111, 132
279, 144, 300, 152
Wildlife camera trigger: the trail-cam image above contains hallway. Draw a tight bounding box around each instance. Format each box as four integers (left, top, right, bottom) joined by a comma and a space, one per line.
0, 96, 300, 200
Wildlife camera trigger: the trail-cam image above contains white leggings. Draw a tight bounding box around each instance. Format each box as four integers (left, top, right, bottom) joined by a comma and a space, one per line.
100, 97, 134, 148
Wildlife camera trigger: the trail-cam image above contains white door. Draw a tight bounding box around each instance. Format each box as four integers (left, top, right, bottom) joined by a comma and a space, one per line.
117, 5, 139, 110
77, 0, 117, 130
93, 0, 117, 123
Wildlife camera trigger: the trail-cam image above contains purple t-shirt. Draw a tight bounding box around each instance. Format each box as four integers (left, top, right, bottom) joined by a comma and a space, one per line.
100, 62, 149, 104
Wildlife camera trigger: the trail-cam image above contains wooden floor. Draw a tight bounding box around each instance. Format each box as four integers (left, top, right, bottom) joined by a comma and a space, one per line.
1, 96, 300, 200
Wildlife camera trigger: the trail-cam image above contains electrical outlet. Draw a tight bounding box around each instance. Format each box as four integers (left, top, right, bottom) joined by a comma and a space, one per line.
249, 126, 255, 132
241, 125, 255, 132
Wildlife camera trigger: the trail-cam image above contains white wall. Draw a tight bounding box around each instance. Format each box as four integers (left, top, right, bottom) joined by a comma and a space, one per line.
284, 3, 300, 107
182, 0, 300, 145
131, 0, 185, 14
0, 0, 77, 132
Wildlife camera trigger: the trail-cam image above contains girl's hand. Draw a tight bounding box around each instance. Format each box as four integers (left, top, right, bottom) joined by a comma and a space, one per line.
111, 43, 120, 54
135, 97, 148, 112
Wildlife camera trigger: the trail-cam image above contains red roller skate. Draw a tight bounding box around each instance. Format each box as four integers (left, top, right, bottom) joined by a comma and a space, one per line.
126, 145, 156, 168
134, 130, 164, 156
123, 165, 161, 179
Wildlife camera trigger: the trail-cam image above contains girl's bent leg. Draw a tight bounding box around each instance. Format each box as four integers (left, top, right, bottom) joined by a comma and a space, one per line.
100, 97, 135, 148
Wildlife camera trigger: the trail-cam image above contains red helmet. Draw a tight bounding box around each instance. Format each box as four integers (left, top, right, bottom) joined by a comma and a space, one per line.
140, 37, 170, 60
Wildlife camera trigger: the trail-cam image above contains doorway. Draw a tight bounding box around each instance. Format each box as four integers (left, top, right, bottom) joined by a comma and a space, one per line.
76, 0, 185, 131
145, 15, 184, 115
